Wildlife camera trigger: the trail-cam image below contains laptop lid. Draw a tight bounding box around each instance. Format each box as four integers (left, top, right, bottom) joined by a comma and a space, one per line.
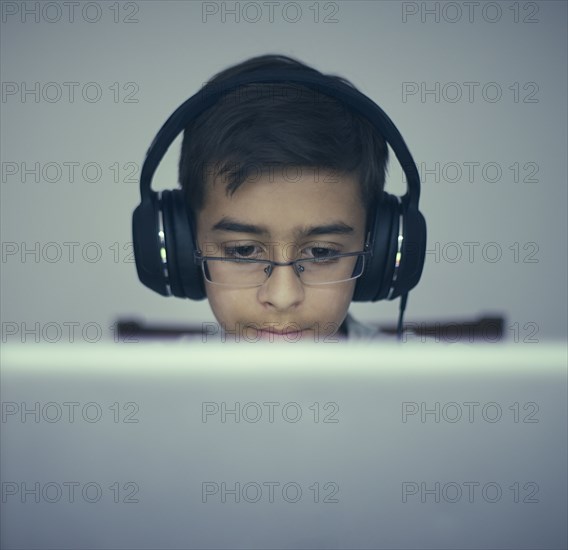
1, 342, 566, 549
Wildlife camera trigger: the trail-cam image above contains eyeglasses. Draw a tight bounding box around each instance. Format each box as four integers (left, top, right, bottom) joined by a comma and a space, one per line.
194, 249, 371, 288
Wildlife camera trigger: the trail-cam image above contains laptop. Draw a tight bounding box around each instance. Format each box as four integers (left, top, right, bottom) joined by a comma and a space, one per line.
1, 341, 566, 549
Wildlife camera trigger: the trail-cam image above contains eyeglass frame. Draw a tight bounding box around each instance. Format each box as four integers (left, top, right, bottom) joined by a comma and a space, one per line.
193, 249, 373, 288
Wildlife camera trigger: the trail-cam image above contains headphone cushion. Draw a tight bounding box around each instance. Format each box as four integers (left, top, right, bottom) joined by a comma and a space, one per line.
161, 190, 206, 300
353, 193, 398, 301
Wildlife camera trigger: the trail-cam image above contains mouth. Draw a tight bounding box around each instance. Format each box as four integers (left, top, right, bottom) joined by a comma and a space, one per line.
258, 328, 304, 335
256, 330, 306, 342
245, 324, 311, 342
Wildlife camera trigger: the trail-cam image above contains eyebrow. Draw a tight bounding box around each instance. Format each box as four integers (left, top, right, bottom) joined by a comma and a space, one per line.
210, 217, 354, 237
301, 223, 354, 237
211, 218, 269, 235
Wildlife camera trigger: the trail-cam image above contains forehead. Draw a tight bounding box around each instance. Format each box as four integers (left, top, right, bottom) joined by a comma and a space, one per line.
198, 167, 366, 238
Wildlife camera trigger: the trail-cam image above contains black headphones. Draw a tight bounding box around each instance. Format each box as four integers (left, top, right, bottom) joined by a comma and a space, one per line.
132, 69, 426, 303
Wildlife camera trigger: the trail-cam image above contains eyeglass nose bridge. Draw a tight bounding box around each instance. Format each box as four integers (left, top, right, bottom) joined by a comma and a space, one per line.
263, 259, 306, 280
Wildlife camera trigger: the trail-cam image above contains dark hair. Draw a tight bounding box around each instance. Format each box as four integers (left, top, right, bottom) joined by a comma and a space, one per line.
178, 54, 389, 224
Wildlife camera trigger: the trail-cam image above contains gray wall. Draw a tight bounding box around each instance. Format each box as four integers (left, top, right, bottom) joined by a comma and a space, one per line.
1, 0, 566, 341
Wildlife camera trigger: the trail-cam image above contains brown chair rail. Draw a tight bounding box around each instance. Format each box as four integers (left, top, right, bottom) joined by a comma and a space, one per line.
114, 315, 505, 343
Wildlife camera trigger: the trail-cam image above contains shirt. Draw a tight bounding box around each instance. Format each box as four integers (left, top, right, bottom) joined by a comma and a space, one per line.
342, 313, 401, 342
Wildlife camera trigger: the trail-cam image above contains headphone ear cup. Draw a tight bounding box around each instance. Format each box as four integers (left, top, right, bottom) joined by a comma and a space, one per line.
353, 193, 426, 302
353, 193, 399, 302
132, 193, 171, 297
161, 189, 206, 300
388, 203, 426, 300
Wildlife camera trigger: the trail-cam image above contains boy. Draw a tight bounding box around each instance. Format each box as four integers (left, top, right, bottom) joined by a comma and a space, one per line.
135, 54, 423, 342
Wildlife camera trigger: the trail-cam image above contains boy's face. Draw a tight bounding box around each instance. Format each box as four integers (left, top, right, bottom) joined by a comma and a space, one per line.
195, 168, 367, 342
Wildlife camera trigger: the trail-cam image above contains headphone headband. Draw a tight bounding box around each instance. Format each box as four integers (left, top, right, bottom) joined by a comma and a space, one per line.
139, 69, 420, 209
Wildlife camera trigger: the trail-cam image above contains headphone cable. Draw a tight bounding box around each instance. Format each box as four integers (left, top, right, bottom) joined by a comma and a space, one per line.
397, 292, 408, 341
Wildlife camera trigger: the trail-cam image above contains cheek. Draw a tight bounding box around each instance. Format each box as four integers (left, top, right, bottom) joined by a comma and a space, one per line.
205, 284, 254, 324
308, 281, 357, 314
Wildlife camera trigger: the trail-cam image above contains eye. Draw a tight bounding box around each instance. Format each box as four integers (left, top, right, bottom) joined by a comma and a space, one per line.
223, 243, 264, 260
303, 246, 341, 260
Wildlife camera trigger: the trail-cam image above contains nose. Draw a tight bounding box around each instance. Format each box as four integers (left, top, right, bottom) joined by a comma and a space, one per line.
257, 263, 305, 311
